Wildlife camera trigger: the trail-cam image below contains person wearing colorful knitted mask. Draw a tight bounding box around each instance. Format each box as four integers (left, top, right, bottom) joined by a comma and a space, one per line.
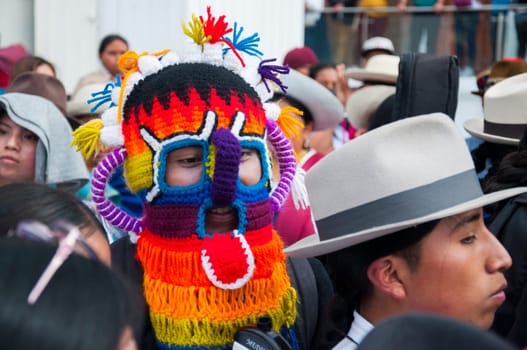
72, 7, 305, 350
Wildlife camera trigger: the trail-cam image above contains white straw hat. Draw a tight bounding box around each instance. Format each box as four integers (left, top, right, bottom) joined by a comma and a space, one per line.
285, 113, 527, 258
361, 36, 395, 57
345, 54, 400, 84
464, 72, 527, 145
346, 85, 395, 129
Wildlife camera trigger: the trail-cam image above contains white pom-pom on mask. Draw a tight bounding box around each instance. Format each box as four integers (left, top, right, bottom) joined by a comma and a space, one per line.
181, 42, 203, 63
138, 55, 162, 76
101, 108, 118, 126
101, 125, 124, 146
202, 43, 224, 66
239, 63, 261, 88
264, 102, 281, 122
255, 83, 273, 102
223, 50, 242, 73
160, 51, 180, 67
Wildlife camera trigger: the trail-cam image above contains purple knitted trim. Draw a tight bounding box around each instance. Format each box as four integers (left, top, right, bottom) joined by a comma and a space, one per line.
143, 203, 199, 238
245, 199, 273, 231
142, 199, 271, 238
210, 128, 241, 207
91, 147, 143, 233
266, 120, 296, 213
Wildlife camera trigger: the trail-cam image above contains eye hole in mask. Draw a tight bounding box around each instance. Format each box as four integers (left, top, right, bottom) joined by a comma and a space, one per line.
165, 146, 205, 187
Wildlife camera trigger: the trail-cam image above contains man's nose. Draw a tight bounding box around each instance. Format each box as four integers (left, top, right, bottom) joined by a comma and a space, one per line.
485, 227, 512, 273
210, 128, 241, 207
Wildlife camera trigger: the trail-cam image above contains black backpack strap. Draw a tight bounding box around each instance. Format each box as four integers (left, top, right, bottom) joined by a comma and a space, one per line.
287, 257, 317, 350
286, 257, 334, 350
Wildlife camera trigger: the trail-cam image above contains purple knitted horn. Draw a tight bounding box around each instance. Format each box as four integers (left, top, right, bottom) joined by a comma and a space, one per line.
210, 128, 241, 207
91, 147, 143, 233
266, 119, 297, 213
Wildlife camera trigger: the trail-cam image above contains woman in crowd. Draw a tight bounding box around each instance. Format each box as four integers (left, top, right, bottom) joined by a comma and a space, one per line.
9, 55, 56, 82
72, 34, 129, 96
0, 236, 136, 350
0, 183, 111, 265
0, 92, 88, 192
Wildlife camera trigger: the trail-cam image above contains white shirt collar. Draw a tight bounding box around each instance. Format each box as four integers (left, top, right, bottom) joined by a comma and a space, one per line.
332, 311, 374, 350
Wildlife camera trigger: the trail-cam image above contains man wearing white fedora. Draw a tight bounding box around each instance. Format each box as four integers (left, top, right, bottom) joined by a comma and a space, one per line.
465, 72, 527, 343
285, 113, 527, 349
344, 54, 400, 86
463, 72, 527, 187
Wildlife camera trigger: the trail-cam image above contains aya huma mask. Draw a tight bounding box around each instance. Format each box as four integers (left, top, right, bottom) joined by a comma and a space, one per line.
71, 7, 303, 349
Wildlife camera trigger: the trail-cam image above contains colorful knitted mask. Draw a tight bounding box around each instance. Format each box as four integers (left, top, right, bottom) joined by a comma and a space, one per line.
72, 7, 302, 349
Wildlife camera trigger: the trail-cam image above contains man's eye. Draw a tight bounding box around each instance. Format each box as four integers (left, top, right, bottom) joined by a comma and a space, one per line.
241, 149, 257, 160
461, 234, 477, 244
179, 157, 201, 164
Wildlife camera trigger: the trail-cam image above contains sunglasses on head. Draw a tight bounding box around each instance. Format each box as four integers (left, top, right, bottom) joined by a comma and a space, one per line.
8, 220, 99, 305
12, 220, 98, 260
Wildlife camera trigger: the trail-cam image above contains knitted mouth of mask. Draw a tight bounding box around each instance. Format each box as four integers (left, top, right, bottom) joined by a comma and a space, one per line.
71, 6, 304, 349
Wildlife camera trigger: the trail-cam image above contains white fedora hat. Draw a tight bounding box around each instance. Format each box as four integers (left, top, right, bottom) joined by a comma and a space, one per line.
285, 113, 527, 258
345, 54, 400, 84
278, 69, 345, 131
464, 72, 527, 145
346, 85, 395, 129
361, 36, 395, 57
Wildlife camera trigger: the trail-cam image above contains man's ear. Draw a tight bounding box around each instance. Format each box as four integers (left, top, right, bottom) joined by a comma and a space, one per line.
367, 256, 408, 300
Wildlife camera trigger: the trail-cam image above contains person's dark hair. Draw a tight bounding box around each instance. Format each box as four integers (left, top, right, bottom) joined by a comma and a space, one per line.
357, 313, 518, 350
368, 94, 395, 131
10, 56, 55, 82
308, 62, 337, 81
361, 48, 393, 59
471, 142, 517, 191
483, 128, 527, 218
0, 237, 130, 350
0, 183, 106, 241
269, 93, 314, 127
314, 220, 439, 349
99, 34, 129, 56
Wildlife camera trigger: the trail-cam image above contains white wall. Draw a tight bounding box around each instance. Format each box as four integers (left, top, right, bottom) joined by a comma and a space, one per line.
0, 0, 34, 50
34, 0, 99, 93
30, 0, 304, 94
97, 0, 304, 61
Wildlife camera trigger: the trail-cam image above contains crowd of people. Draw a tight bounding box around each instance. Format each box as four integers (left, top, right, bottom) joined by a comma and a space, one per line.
1, 4, 527, 350
308, 0, 527, 77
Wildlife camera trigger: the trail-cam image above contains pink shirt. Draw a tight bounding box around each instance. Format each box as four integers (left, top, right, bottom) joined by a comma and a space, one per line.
274, 150, 324, 246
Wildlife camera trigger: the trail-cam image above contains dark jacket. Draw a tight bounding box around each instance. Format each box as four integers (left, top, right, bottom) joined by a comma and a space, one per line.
489, 192, 527, 348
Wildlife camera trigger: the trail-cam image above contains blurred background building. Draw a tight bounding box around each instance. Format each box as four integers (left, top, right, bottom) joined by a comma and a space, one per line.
0, 0, 305, 93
